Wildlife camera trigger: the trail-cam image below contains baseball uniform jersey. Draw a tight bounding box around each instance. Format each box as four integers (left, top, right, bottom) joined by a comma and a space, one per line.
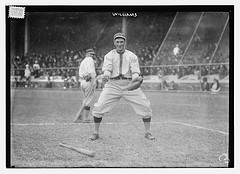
79, 56, 96, 107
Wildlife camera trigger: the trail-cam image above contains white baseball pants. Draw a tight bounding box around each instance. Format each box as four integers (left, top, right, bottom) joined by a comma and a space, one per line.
92, 79, 152, 118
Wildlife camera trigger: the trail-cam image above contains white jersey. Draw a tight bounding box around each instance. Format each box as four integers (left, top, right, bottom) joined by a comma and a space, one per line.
25, 68, 31, 78
102, 49, 140, 78
33, 63, 40, 69
173, 46, 180, 56
79, 56, 96, 79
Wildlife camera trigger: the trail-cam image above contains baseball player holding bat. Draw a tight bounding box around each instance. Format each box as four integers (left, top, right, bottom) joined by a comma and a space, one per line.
74, 49, 97, 123
89, 33, 155, 141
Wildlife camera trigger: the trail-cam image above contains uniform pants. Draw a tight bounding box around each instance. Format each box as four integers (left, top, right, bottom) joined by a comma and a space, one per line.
78, 80, 95, 116
92, 79, 152, 118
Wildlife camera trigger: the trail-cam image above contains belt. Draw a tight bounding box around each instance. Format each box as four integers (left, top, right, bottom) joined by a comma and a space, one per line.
110, 75, 132, 80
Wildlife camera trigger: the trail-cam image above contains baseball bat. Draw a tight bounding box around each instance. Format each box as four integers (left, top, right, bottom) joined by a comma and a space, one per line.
59, 142, 95, 157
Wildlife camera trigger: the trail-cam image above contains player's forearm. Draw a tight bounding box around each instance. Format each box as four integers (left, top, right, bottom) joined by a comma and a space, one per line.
130, 55, 140, 79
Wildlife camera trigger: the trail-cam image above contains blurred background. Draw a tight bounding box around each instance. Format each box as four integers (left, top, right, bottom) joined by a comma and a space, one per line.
9, 10, 230, 91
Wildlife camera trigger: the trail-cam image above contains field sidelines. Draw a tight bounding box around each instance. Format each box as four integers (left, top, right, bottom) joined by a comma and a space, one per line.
164, 121, 229, 135
11, 121, 229, 136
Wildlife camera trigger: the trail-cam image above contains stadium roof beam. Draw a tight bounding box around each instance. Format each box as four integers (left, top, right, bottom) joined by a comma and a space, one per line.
208, 15, 229, 65
151, 12, 179, 67
178, 12, 204, 65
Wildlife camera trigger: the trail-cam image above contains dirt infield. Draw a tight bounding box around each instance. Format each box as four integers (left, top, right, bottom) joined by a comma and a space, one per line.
10, 89, 229, 168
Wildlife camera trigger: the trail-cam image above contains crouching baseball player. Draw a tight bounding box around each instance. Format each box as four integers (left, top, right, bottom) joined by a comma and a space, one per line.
89, 33, 155, 140
74, 48, 97, 123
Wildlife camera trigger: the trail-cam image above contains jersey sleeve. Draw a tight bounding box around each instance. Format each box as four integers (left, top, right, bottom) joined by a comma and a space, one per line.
130, 54, 140, 76
102, 53, 113, 76
78, 63, 85, 78
86, 58, 96, 79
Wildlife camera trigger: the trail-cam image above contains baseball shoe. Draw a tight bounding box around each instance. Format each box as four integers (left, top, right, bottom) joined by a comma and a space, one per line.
145, 132, 155, 140
89, 133, 99, 141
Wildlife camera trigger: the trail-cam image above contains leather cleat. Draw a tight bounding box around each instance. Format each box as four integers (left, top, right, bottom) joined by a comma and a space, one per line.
89, 133, 99, 141
145, 132, 155, 140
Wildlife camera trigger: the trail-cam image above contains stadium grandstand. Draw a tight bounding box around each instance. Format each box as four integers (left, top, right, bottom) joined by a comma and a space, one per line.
10, 11, 229, 91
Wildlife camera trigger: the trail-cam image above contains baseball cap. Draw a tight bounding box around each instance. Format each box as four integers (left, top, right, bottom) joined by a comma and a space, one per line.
86, 48, 95, 54
114, 32, 126, 40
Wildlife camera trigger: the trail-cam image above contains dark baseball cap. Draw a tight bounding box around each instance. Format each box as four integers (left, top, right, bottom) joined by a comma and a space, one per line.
114, 32, 126, 40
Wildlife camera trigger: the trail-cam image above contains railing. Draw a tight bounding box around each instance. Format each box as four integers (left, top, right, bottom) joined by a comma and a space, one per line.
10, 63, 229, 91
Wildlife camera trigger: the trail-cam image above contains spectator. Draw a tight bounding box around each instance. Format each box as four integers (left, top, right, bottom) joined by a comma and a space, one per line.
63, 75, 70, 89
169, 81, 178, 90
162, 79, 169, 91
157, 68, 164, 90
157, 67, 164, 79
69, 77, 76, 88
33, 60, 41, 78
33, 82, 39, 88
173, 44, 180, 56
24, 64, 31, 87
18, 77, 25, 88
13, 77, 19, 88
201, 77, 210, 91
193, 67, 200, 79
201, 66, 209, 76
194, 34, 201, 43
210, 78, 221, 94
193, 34, 201, 49
45, 76, 53, 88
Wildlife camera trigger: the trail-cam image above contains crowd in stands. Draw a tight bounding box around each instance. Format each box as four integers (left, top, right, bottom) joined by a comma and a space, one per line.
152, 35, 229, 66
11, 40, 229, 82
10, 11, 230, 92
12, 42, 163, 76
149, 34, 229, 78
12, 48, 103, 77
11, 19, 229, 90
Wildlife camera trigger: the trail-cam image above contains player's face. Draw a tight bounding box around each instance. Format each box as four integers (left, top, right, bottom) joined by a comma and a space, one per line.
90, 52, 96, 58
87, 52, 96, 58
114, 38, 125, 52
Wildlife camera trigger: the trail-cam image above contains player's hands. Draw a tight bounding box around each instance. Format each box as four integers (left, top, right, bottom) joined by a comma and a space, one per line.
102, 75, 109, 85
84, 75, 92, 82
125, 76, 143, 91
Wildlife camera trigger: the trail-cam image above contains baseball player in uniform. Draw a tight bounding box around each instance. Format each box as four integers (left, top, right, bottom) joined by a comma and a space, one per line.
74, 49, 97, 123
89, 33, 155, 140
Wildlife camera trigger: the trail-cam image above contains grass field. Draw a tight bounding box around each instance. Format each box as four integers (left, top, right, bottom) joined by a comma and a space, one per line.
9, 89, 229, 168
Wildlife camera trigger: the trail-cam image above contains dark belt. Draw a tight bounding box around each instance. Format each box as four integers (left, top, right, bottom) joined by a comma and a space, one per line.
110, 75, 132, 80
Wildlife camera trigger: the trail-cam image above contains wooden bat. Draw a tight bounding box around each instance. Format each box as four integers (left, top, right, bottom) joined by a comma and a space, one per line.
59, 142, 95, 157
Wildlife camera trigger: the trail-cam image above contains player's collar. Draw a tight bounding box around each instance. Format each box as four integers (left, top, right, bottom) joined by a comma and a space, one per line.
116, 50, 125, 54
